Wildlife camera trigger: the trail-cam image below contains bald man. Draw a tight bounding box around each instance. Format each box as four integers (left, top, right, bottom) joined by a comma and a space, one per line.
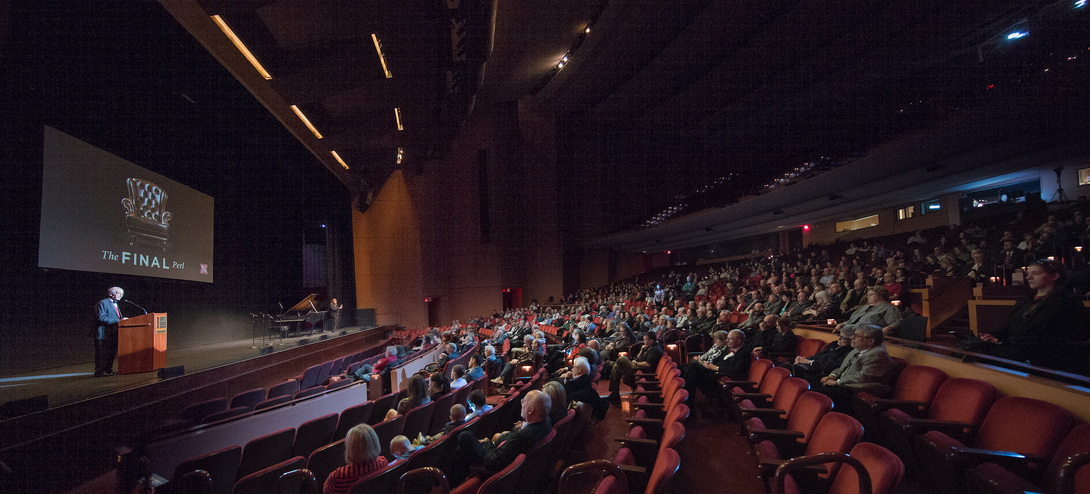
450, 389, 553, 485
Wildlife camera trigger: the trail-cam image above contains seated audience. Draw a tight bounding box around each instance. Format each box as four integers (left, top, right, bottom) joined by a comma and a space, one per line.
324, 424, 387, 494
466, 390, 492, 420
450, 365, 468, 390
450, 390, 552, 485
980, 260, 1090, 375
753, 318, 798, 359
607, 333, 663, 402
786, 326, 855, 381
813, 324, 893, 414
389, 435, 418, 461
682, 330, 749, 401
833, 286, 902, 336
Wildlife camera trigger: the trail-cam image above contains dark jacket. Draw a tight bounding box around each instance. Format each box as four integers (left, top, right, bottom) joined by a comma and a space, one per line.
482, 418, 552, 470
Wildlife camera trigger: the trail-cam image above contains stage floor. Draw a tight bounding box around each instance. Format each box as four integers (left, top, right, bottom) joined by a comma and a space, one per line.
0, 326, 374, 412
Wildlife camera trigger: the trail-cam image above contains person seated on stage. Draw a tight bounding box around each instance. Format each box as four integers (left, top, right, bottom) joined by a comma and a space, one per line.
813, 324, 893, 414
450, 365, 469, 390
682, 330, 750, 402
389, 435, 419, 461
449, 390, 553, 486
466, 354, 486, 381
786, 326, 855, 381
832, 286, 902, 337
324, 424, 388, 494
606, 333, 663, 402
466, 390, 492, 420
980, 260, 1090, 375
752, 318, 798, 360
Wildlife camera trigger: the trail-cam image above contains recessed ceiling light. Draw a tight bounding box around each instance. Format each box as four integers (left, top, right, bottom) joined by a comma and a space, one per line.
290, 105, 322, 139
330, 151, 349, 170
210, 15, 272, 80
371, 33, 393, 78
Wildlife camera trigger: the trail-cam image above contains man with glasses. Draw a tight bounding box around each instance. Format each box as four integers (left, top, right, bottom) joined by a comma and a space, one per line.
786, 326, 855, 381
813, 324, 893, 413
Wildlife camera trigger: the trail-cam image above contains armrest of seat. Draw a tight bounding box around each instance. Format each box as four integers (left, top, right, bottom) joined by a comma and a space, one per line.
626, 417, 664, 428
760, 459, 826, 478
614, 436, 658, 449
631, 402, 666, 409
901, 418, 977, 441
864, 398, 929, 415
558, 460, 631, 494
733, 392, 771, 403
721, 379, 758, 390
739, 407, 787, 419
951, 447, 1042, 475
749, 428, 804, 442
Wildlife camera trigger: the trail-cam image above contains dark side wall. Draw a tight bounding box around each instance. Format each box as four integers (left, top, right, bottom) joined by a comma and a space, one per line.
0, 1, 355, 375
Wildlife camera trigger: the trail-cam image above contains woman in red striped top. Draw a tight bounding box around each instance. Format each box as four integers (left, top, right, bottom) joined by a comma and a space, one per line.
323, 424, 388, 494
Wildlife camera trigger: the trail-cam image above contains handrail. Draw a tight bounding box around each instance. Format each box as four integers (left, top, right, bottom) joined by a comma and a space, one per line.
884, 335, 1090, 388
377, 310, 423, 330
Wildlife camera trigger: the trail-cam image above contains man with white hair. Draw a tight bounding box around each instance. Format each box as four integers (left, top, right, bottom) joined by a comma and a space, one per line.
93, 286, 125, 377
450, 389, 552, 485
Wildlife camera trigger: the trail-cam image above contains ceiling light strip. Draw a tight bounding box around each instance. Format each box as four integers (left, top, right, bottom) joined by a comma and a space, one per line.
394, 108, 403, 131
290, 105, 323, 139
330, 151, 349, 170
210, 15, 272, 80
371, 33, 393, 78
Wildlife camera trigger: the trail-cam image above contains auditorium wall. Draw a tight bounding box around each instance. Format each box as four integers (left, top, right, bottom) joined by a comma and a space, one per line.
353, 101, 565, 325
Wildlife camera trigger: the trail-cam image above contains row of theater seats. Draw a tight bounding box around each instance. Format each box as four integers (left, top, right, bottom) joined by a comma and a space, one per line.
718, 355, 1090, 494
169, 340, 430, 434
173, 366, 599, 494
169, 373, 486, 494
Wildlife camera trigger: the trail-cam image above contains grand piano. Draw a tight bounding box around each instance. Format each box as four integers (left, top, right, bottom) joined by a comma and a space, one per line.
270, 293, 325, 337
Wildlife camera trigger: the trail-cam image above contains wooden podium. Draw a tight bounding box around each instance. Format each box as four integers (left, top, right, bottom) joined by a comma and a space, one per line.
118, 313, 167, 374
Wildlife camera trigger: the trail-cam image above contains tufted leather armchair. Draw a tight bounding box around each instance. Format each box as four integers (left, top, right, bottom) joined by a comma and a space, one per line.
121, 178, 172, 250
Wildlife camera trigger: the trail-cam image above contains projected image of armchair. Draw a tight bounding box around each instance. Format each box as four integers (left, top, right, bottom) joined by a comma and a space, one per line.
122, 178, 172, 250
